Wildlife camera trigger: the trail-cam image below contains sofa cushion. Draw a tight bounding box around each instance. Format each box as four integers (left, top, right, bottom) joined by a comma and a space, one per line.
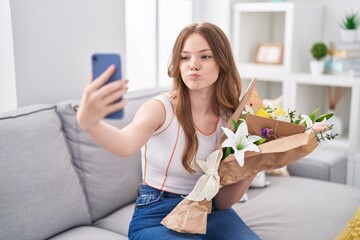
94, 203, 135, 236
234, 176, 360, 240
49, 226, 127, 240
0, 105, 90, 240
288, 147, 347, 183
56, 88, 166, 222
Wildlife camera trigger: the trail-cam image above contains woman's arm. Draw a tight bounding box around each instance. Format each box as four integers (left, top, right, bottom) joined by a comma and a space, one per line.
76, 65, 164, 157
214, 174, 256, 210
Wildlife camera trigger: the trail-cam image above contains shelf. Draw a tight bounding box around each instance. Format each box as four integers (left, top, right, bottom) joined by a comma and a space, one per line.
237, 63, 289, 79
289, 73, 360, 88
232, 2, 323, 74
238, 65, 288, 82
290, 73, 360, 152
240, 72, 360, 152
232, 2, 360, 187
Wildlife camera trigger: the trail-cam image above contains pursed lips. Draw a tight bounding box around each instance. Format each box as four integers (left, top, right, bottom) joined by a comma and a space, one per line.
187, 73, 201, 79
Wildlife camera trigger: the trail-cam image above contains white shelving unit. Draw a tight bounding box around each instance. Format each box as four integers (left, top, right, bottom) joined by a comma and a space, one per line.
232, 2, 323, 75
242, 73, 360, 187
233, 2, 360, 187
289, 74, 360, 151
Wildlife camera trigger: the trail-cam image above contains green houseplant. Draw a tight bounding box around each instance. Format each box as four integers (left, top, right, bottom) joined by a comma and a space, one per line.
340, 12, 360, 30
339, 12, 360, 43
311, 42, 328, 60
310, 42, 328, 76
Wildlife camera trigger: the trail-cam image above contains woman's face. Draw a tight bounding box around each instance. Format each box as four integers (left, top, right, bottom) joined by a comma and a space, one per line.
179, 33, 220, 92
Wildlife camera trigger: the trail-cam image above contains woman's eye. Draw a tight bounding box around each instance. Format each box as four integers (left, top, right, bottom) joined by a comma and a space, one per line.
201, 55, 212, 59
180, 56, 189, 61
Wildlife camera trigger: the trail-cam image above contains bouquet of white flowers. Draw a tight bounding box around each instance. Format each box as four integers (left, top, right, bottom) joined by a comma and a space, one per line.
161, 78, 338, 234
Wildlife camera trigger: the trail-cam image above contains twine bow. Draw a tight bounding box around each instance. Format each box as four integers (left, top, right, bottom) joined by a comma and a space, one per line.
186, 150, 223, 201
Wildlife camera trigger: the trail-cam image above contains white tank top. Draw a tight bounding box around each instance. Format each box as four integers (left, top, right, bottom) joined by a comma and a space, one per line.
141, 94, 225, 195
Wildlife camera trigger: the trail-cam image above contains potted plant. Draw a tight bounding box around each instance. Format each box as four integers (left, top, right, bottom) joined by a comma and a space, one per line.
339, 12, 360, 43
310, 42, 328, 76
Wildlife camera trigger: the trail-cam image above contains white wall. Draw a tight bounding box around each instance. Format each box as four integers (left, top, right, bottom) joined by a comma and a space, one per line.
193, 0, 231, 37
9, 0, 126, 107
125, 0, 157, 91
293, 0, 360, 42
158, 0, 193, 87
1, 0, 360, 112
0, 0, 17, 112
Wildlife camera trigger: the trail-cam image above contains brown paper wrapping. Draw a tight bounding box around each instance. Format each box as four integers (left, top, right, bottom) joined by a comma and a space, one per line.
246, 114, 306, 138
220, 132, 318, 186
160, 199, 212, 234
245, 88, 265, 114
161, 78, 319, 234
219, 79, 257, 144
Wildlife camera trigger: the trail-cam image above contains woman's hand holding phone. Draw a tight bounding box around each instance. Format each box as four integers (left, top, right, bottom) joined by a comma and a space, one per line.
77, 64, 128, 131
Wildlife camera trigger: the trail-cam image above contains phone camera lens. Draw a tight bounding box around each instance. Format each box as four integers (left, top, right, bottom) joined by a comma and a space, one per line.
92, 56, 97, 61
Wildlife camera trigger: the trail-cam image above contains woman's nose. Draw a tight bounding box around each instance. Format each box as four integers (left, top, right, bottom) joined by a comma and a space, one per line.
190, 58, 200, 71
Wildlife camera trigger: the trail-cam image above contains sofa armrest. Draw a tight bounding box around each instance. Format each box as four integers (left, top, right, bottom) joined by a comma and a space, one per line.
287, 148, 347, 184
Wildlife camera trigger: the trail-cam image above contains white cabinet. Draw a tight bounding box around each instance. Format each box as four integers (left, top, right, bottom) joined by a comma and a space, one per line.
232, 2, 323, 75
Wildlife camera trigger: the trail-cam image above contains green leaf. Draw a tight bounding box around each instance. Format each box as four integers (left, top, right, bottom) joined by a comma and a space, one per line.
224, 147, 232, 158
316, 112, 334, 122
254, 138, 267, 145
294, 119, 301, 124
231, 118, 239, 131
309, 108, 319, 122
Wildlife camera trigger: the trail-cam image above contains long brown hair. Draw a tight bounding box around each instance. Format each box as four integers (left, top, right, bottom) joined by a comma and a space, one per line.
168, 22, 242, 173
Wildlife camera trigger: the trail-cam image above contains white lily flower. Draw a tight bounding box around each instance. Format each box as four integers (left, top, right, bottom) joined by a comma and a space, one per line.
221, 122, 261, 167
273, 111, 291, 122
300, 114, 314, 133
242, 105, 254, 115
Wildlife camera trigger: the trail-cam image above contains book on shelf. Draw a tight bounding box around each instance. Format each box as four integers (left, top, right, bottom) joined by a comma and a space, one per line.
329, 41, 360, 51
324, 68, 360, 77
324, 59, 360, 77
328, 49, 360, 58
324, 69, 360, 77
328, 41, 360, 59
326, 58, 360, 71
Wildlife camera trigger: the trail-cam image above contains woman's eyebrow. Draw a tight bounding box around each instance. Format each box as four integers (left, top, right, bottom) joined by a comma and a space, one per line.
181, 49, 212, 53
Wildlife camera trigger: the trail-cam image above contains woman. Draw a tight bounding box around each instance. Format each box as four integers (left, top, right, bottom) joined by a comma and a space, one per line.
77, 22, 260, 240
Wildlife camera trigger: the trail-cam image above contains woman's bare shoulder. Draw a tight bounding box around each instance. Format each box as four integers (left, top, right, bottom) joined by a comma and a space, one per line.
131, 95, 167, 127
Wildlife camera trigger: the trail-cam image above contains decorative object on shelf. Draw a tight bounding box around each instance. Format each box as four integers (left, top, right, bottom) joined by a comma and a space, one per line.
326, 41, 360, 77
310, 42, 328, 76
326, 86, 345, 135
254, 43, 283, 65
339, 11, 360, 43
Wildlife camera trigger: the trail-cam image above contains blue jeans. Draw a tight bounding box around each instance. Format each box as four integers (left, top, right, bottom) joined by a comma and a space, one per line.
128, 184, 261, 240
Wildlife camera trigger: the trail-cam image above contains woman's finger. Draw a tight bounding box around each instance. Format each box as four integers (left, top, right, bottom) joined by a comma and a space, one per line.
88, 64, 117, 92
103, 83, 129, 105
92, 79, 128, 101
105, 99, 128, 115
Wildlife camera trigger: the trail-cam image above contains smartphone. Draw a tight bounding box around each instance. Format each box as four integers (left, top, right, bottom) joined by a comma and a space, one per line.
91, 53, 124, 119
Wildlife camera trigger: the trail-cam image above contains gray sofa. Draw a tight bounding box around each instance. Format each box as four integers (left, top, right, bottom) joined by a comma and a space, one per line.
1, 87, 359, 240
